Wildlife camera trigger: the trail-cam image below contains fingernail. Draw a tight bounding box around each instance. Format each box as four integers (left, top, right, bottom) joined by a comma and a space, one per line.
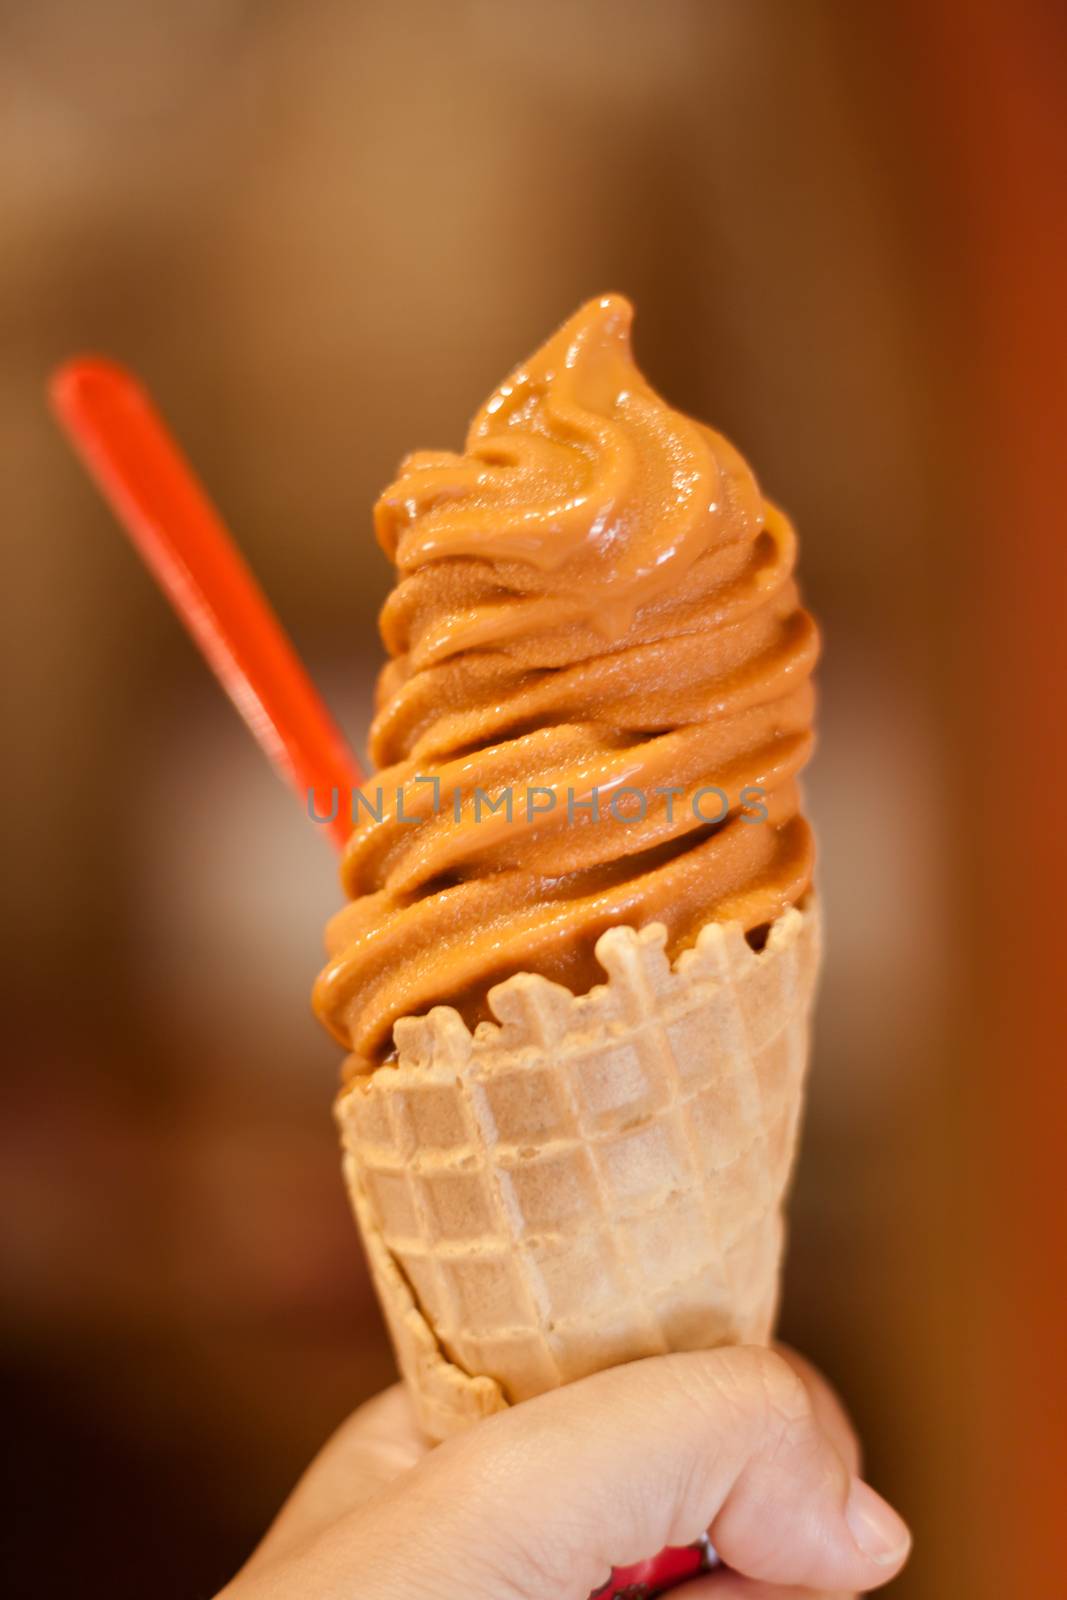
845, 1478, 912, 1566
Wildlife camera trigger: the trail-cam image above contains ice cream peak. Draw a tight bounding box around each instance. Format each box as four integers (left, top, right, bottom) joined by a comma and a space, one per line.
315, 295, 818, 1063
374, 293, 763, 646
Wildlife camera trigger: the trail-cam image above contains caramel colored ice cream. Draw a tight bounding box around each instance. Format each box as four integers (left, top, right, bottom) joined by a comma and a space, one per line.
315, 295, 817, 1063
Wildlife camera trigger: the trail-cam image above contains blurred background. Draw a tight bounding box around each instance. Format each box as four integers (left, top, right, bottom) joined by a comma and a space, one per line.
3, 2, 1065, 1595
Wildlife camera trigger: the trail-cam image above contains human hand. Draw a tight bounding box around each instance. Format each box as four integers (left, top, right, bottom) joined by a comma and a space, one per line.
219, 1345, 910, 1600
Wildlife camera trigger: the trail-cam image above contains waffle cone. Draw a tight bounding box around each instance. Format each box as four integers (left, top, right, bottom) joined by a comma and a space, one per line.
336, 900, 820, 1442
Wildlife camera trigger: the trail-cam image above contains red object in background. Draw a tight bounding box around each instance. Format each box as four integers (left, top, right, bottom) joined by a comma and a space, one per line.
592, 1538, 717, 1598
48, 357, 363, 846
916, 0, 1067, 1590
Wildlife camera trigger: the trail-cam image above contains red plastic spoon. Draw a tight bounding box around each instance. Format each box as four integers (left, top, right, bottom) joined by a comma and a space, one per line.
49, 358, 362, 849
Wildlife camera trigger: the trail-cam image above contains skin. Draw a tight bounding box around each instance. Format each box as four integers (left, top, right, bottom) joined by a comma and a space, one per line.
217, 1346, 910, 1600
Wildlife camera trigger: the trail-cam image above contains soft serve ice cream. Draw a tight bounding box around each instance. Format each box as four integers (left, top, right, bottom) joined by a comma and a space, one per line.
315, 295, 817, 1064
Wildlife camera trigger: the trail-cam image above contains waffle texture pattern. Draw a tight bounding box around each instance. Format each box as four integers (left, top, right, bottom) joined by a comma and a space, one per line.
337, 901, 820, 1440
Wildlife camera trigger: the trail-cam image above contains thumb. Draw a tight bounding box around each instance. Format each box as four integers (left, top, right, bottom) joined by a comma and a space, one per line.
336, 1345, 909, 1599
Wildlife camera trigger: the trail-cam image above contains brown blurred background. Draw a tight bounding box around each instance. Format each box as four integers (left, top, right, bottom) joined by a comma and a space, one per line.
3, 2, 1064, 1595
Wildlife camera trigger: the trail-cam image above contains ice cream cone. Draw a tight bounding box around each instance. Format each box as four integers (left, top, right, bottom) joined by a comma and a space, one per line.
336, 898, 820, 1442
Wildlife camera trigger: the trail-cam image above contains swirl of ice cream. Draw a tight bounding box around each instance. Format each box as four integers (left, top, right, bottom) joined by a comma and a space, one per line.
315, 295, 817, 1062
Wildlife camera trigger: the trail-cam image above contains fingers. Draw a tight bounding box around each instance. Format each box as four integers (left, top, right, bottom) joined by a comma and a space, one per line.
682, 1348, 863, 1600
243, 1385, 428, 1572
336, 1345, 909, 1599
684, 1580, 854, 1600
